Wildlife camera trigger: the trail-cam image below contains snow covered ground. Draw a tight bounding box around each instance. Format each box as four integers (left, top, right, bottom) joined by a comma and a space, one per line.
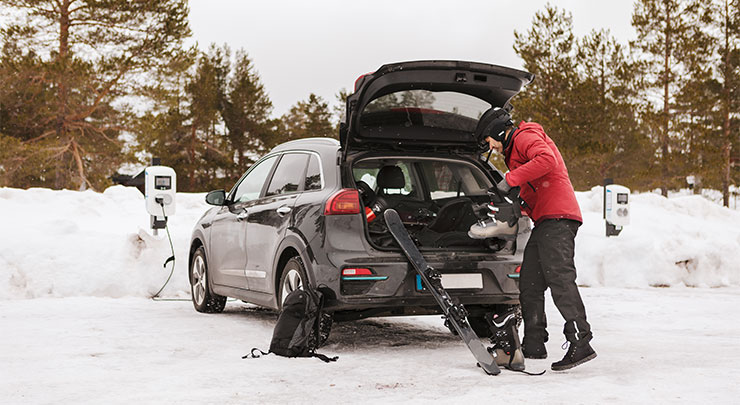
1, 185, 740, 403
2, 288, 739, 403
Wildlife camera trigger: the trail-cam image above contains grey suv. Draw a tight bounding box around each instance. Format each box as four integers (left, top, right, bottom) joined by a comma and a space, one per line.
189, 60, 534, 335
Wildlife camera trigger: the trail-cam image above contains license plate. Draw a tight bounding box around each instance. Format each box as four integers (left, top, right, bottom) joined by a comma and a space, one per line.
415, 273, 483, 290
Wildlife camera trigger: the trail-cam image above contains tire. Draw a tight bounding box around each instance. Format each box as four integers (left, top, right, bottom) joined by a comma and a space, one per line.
278, 256, 308, 309
190, 246, 226, 313
278, 256, 333, 347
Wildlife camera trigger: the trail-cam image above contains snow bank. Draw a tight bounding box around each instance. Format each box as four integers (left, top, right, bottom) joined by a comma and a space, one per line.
575, 187, 740, 288
1, 185, 739, 299
0, 186, 208, 299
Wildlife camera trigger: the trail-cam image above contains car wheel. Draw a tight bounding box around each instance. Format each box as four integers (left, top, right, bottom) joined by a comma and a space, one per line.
279, 256, 306, 308
278, 256, 333, 347
190, 246, 226, 313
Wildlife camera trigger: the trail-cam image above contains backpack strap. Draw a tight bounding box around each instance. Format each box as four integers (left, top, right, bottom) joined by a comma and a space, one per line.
310, 352, 338, 363
242, 348, 270, 359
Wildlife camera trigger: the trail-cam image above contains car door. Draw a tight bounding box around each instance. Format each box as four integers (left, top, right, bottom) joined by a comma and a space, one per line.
208, 155, 279, 289
244, 152, 310, 293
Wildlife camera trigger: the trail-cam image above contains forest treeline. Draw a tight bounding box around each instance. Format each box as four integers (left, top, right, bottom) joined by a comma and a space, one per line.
0, 1, 738, 206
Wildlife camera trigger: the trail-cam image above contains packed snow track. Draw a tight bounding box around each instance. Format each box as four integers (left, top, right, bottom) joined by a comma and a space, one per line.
2, 287, 739, 403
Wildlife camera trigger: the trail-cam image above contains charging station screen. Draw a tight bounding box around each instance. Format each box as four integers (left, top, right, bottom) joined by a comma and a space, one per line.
617, 193, 628, 204
155, 176, 171, 190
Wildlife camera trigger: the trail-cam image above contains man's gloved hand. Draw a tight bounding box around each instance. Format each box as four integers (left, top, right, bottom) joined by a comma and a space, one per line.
496, 178, 512, 193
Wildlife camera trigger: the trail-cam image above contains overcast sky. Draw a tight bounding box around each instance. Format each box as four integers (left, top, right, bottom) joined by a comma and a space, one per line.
188, 0, 637, 119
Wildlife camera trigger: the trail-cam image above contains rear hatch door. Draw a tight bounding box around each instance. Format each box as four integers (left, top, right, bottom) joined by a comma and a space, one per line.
342, 60, 534, 155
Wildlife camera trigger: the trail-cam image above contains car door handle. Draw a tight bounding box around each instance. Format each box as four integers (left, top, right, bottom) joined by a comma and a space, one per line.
236, 210, 249, 221
276, 206, 292, 216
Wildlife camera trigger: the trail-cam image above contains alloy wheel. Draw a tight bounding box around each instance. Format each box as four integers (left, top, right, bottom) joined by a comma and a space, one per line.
192, 254, 207, 306
281, 269, 303, 306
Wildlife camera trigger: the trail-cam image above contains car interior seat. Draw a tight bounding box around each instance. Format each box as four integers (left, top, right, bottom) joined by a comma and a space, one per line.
425, 197, 476, 233
376, 165, 405, 195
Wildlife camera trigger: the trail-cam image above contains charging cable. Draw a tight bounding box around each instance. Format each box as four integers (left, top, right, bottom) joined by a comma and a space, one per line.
151, 200, 187, 301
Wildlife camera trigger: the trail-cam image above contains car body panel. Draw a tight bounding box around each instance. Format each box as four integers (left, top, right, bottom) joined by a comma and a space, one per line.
244, 193, 299, 292
207, 203, 250, 289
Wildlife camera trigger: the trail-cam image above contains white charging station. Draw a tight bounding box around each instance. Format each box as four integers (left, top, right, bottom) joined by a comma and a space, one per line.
604, 183, 630, 237
145, 166, 176, 234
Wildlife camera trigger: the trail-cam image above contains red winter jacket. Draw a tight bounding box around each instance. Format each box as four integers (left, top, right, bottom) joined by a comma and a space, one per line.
504, 122, 582, 225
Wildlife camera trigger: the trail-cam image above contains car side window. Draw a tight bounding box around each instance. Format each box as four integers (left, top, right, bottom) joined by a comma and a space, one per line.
265, 153, 309, 196
232, 155, 279, 203
420, 160, 492, 200
304, 154, 322, 191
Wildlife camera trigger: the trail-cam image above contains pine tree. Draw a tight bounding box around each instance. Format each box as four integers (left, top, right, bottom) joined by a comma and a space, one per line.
568, 29, 652, 189
134, 47, 197, 188
221, 50, 274, 175
513, 4, 578, 163
280, 93, 335, 142
0, 0, 190, 190
632, 0, 700, 196
185, 45, 231, 190
681, 0, 740, 205
135, 45, 276, 191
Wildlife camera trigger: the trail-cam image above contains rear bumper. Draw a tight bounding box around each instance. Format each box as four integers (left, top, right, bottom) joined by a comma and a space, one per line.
309, 215, 522, 318
319, 252, 521, 312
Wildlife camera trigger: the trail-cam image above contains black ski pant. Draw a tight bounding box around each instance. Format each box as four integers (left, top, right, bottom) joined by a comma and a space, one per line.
519, 218, 591, 345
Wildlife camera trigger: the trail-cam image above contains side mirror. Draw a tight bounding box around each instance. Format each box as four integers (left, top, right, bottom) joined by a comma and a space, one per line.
205, 189, 227, 206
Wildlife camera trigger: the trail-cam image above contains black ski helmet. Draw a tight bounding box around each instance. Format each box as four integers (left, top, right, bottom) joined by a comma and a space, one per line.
475, 107, 514, 144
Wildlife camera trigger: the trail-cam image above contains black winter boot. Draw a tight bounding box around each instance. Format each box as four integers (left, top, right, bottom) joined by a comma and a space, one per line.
522, 341, 547, 359
551, 333, 596, 371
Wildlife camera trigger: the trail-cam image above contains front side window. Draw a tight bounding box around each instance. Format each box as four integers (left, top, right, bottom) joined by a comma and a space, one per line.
232, 155, 279, 203
265, 153, 309, 197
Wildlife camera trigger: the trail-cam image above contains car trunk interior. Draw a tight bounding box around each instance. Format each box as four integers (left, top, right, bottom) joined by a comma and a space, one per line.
352, 156, 516, 254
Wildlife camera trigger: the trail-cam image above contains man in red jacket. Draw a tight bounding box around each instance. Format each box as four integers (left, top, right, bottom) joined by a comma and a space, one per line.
476, 107, 596, 371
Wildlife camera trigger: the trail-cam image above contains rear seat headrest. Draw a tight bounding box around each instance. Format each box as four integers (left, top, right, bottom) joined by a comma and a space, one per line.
377, 165, 405, 189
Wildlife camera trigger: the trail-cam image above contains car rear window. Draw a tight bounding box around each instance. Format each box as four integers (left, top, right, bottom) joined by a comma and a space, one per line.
361, 90, 491, 133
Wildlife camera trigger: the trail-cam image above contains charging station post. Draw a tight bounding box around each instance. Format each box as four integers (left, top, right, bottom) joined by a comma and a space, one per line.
145, 165, 176, 236
603, 178, 630, 237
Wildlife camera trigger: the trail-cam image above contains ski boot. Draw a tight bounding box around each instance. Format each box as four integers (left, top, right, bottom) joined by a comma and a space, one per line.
486, 308, 525, 371
551, 332, 597, 371
468, 218, 518, 240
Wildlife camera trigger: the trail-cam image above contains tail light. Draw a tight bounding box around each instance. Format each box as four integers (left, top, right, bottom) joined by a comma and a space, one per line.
325, 189, 361, 215
341, 267, 388, 282
342, 268, 373, 276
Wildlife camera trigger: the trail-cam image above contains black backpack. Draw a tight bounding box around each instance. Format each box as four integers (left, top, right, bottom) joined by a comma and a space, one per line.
244, 288, 337, 363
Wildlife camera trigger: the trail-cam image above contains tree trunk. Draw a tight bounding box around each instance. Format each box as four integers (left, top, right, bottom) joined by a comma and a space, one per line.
189, 123, 196, 191
54, 0, 72, 189
722, 0, 732, 207
661, 0, 671, 197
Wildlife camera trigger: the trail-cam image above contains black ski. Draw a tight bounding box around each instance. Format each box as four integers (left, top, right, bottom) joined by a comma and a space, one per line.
383, 209, 501, 376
